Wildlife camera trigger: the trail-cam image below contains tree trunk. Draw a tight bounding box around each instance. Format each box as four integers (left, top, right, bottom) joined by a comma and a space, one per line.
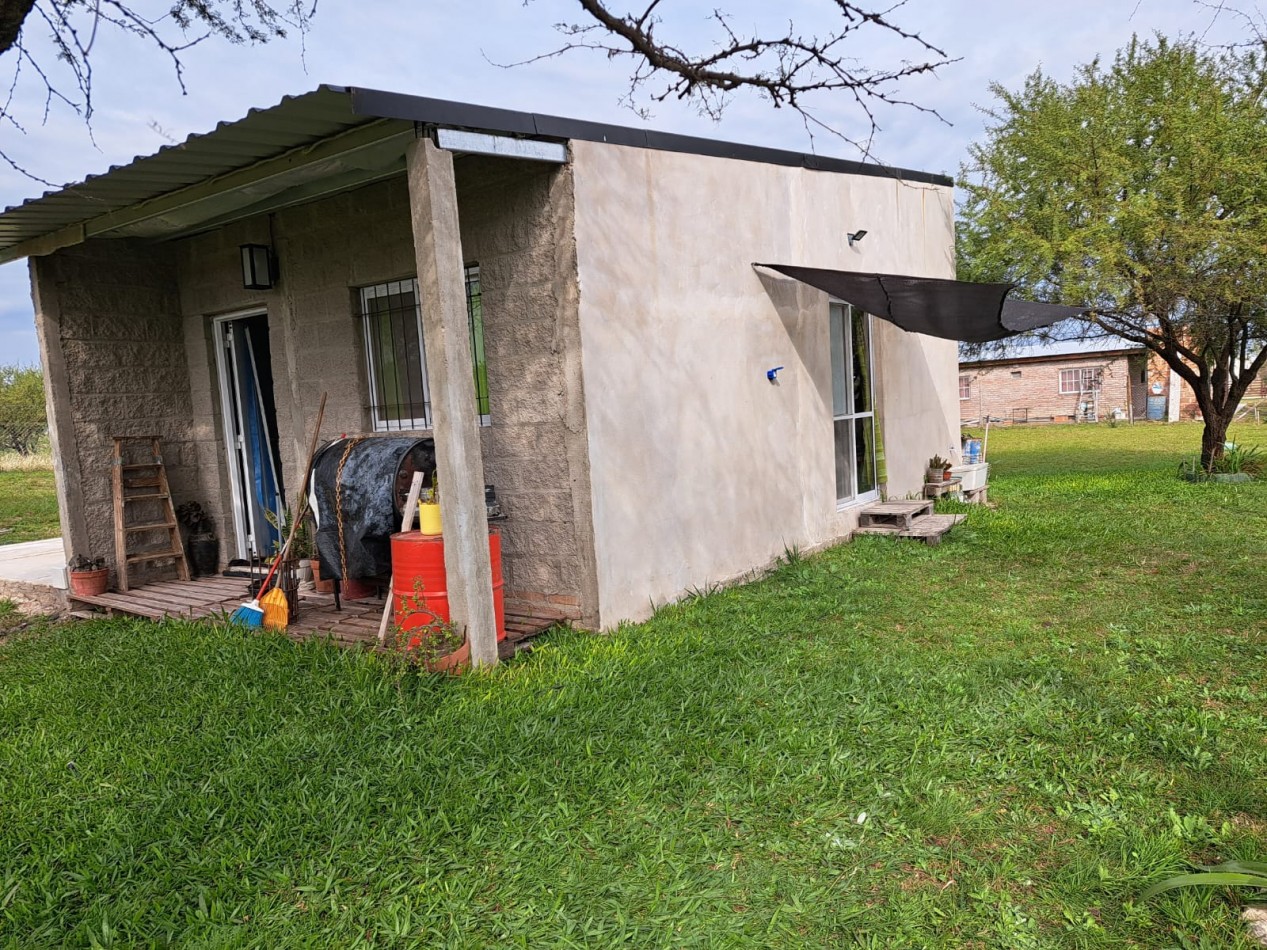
0, 0, 36, 57
1199, 410, 1232, 471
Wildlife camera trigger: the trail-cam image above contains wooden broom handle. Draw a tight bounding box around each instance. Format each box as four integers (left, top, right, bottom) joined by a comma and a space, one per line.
263, 392, 327, 592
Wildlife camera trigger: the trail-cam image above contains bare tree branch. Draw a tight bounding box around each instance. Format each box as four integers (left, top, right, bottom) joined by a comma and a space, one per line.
0, 0, 317, 183
495, 0, 958, 158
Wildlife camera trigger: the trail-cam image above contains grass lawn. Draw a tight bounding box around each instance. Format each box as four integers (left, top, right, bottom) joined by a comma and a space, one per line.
0, 469, 60, 544
1, 422, 1265, 947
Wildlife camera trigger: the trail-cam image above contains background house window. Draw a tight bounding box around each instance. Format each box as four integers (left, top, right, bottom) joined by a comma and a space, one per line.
360, 266, 489, 432
959, 375, 972, 400
1059, 366, 1103, 394
830, 302, 878, 505
1010, 369, 1022, 378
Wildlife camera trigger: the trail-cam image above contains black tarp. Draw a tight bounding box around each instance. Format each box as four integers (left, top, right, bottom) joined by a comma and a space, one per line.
309, 437, 436, 580
757, 264, 1089, 343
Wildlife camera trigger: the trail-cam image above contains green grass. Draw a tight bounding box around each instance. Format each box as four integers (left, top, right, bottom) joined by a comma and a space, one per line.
1, 421, 1265, 947
0, 469, 60, 544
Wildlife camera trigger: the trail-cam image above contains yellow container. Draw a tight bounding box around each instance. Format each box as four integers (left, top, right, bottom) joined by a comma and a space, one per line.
417, 501, 443, 536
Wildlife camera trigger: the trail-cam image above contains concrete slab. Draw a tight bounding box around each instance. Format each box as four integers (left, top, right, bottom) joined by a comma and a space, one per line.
0, 537, 67, 589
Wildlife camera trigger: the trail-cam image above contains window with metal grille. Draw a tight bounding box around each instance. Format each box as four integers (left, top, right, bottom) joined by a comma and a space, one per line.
959, 375, 971, 400
1059, 366, 1103, 394
466, 265, 490, 424
360, 266, 489, 431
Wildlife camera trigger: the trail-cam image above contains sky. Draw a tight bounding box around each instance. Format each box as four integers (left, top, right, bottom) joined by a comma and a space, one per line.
0, 0, 1249, 366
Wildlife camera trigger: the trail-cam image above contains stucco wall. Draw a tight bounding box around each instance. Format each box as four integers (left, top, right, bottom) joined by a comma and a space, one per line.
570, 142, 957, 628
959, 354, 1135, 425
171, 163, 595, 621
32, 241, 196, 582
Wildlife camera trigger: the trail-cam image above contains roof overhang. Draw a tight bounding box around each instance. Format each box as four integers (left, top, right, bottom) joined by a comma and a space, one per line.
756, 264, 1089, 343
0, 85, 952, 265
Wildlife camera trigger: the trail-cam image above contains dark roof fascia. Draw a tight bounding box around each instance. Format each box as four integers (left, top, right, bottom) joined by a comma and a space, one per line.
960, 346, 1145, 369
346, 86, 953, 187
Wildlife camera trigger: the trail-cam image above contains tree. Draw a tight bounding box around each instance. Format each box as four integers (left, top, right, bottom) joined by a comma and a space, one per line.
0, 364, 48, 455
958, 36, 1267, 469
0, 1, 953, 180
0, 0, 317, 179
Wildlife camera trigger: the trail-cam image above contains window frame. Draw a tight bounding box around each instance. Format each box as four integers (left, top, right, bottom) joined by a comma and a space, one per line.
359, 266, 489, 432
829, 301, 880, 509
1059, 365, 1103, 394
959, 375, 972, 401
361, 278, 431, 432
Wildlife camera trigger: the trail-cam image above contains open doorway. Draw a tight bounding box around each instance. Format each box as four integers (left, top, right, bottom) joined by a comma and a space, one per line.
214, 312, 285, 560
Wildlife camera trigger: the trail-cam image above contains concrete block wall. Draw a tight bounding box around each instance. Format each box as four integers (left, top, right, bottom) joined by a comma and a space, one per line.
959, 354, 1134, 425
455, 156, 596, 623
31, 240, 196, 581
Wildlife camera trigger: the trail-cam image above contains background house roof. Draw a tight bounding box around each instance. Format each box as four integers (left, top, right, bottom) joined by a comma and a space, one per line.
0, 85, 952, 264
960, 335, 1147, 367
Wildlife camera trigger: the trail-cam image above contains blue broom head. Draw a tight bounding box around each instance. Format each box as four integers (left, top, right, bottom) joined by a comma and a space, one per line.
230, 602, 264, 627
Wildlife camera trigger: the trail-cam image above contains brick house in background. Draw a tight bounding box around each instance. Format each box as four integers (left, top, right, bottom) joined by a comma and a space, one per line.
958, 337, 1177, 425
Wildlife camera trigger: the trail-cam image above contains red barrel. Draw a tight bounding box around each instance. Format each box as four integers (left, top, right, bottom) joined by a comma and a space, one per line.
390, 529, 505, 642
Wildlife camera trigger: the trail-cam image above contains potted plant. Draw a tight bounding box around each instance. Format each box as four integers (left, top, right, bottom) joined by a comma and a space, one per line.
392, 577, 469, 674
176, 502, 220, 577
67, 554, 108, 597
926, 454, 953, 483
266, 506, 315, 582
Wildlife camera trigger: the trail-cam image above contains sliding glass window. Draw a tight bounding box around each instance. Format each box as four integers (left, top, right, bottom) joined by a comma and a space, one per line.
829, 302, 878, 505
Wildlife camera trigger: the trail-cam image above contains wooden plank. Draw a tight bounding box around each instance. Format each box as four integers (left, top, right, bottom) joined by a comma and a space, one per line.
69, 592, 165, 619
898, 514, 966, 547
854, 524, 900, 536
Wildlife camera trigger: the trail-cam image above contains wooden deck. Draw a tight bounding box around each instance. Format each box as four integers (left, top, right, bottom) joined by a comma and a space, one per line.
69, 575, 571, 660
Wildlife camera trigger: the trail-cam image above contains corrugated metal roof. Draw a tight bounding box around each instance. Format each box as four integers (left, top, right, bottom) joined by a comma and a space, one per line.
0, 84, 955, 263
0, 86, 377, 259
961, 335, 1146, 366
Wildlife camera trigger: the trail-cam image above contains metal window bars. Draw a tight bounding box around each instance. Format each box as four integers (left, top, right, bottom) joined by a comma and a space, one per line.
359, 265, 490, 431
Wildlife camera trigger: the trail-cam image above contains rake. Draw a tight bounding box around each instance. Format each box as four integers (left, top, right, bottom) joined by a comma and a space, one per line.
260, 393, 327, 631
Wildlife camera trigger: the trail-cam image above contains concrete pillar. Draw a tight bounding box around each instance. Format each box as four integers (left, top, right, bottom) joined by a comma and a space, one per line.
406, 138, 498, 668
30, 256, 88, 567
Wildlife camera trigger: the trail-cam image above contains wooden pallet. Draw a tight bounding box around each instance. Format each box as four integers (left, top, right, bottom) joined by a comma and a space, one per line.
855, 500, 965, 546
856, 499, 933, 533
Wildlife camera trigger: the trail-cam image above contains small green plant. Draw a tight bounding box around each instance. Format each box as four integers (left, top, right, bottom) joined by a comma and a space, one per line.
1141, 859, 1267, 901
391, 577, 465, 670
264, 506, 313, 558
67, 554, 105, 572
175, 502, 215, 539
1213, 443, 1262, 475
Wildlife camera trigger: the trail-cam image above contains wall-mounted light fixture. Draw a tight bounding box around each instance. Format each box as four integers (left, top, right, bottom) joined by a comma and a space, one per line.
847, 229, 868, 248
240, 243, 276, 290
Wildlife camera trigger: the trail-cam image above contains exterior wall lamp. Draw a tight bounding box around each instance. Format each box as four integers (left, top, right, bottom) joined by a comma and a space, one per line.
240, 243, 276, 290
847, 230, 868, 247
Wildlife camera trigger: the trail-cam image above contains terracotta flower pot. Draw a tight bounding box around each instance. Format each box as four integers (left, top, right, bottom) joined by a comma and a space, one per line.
312, 558, 334, 594
68, 568, 108, 597
425, 639, 470, 675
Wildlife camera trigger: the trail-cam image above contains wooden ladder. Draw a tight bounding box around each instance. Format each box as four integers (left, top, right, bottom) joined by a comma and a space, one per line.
111, 436, 190, 592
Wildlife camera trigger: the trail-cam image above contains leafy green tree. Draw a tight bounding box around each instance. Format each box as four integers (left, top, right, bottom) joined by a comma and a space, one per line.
0, 363, 48, 455
958, 36, 1267, 468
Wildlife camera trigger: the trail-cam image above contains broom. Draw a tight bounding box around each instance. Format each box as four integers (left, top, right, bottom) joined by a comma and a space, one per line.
261, 393, 327, 631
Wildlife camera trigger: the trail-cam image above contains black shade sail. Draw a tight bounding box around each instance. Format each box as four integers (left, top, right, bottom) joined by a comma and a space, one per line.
757, 264, 1089, 343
